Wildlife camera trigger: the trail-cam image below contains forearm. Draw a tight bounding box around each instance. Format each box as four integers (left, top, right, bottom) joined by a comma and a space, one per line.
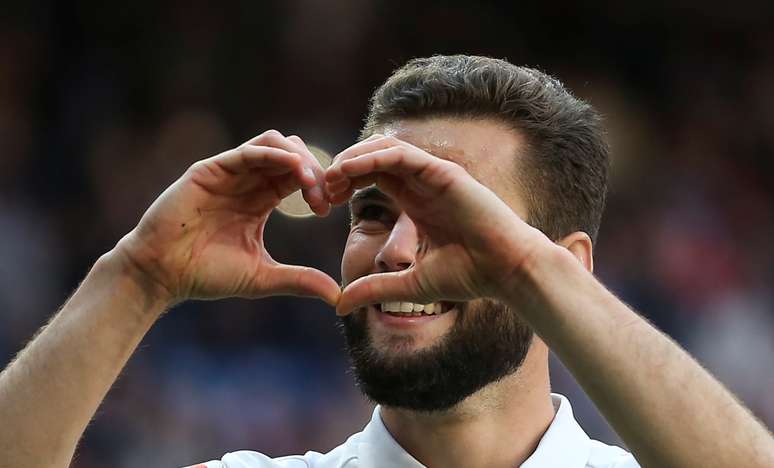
0, 249, 169, 468
508, 244, 774, 467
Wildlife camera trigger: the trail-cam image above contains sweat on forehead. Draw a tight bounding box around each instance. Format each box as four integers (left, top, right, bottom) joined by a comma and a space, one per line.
382, 120, 466, 155
375, 118, 524, 190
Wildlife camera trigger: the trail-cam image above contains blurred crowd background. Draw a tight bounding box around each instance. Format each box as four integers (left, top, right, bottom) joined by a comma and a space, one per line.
1, 1, 773, 466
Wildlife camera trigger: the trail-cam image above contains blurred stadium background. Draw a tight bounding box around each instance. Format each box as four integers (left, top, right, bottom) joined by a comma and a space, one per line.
1, 1, 773, 466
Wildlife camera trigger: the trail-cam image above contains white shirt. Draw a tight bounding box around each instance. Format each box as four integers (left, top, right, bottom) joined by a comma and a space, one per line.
190, 394, 639, 468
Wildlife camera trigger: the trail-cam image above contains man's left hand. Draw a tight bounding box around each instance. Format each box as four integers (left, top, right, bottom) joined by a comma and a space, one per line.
325, 134, 550, 315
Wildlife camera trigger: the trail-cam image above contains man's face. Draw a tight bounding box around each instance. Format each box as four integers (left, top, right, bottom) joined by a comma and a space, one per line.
339, 117, 536, 412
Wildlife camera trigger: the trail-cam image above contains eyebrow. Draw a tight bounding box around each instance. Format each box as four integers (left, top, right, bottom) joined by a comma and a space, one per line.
349, 186, 392, 206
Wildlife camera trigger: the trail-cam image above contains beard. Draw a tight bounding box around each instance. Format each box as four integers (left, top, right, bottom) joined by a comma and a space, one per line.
339, 298, 534, 412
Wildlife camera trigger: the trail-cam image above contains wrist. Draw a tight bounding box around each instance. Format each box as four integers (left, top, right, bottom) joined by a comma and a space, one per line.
497, 239, 582, 323
97, 244, 178, 315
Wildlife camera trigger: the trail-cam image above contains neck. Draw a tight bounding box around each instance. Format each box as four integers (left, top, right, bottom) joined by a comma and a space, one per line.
380, 340, 554, 468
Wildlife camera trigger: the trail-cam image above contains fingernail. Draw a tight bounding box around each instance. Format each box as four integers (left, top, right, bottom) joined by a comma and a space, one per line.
303, 166, 315, 180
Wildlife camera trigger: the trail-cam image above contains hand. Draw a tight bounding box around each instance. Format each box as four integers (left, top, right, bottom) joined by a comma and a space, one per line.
325, 135, 549, 315
115, 130, 341, 306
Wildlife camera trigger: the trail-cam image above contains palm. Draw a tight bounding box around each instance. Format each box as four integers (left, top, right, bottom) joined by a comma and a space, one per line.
159, 167, 279, 299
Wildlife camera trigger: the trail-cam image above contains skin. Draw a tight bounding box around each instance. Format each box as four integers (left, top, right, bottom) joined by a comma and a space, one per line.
0, 119, 772, 468
328, 117, 774, 467
339, 119, 556, 467
0, 130, 341, 468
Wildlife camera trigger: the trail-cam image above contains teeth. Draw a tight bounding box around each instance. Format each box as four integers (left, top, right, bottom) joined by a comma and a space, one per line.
380, 301, 443, 315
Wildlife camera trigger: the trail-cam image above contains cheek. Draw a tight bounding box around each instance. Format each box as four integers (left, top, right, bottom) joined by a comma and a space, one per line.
341, 232, 379, 285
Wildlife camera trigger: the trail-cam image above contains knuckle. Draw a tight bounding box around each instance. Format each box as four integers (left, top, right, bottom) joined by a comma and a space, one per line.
188, 160, 207, 173
441, 161, 468, 180
388, 145, 407, 162
256, 129, 283, 145
440, 157, 461, 170
285, 153, 303, 168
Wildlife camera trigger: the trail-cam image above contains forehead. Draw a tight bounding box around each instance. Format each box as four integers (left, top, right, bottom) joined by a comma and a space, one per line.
376, 117, 529, 215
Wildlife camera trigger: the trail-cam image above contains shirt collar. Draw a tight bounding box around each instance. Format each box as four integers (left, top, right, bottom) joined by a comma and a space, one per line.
520, 394, 591, 468
353, 393, 590, 468
354, 405, 425, 468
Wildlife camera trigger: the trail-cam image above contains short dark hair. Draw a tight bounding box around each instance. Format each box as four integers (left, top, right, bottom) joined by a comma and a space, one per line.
362, 55, 610, 244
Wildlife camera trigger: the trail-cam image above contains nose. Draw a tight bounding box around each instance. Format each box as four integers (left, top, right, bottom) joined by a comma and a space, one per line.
375, 212, 418, 272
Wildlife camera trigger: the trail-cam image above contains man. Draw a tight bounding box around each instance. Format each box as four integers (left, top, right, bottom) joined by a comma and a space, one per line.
0, 55, 771, 468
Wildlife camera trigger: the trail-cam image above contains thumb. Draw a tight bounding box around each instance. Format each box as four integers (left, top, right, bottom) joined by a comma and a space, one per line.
260, 263, 341, 306
337, 269, 428, 316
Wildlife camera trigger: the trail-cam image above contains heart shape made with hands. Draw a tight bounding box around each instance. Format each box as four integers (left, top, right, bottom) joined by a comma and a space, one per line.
246, 135, 458, 315
245, 132, 540, 318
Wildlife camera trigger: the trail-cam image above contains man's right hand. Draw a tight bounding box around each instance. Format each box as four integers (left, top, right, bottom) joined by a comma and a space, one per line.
114, 129, 341, 306
0, 130, 342, 468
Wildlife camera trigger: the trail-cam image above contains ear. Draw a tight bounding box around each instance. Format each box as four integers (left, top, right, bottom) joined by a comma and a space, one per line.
557, 231, 594, 273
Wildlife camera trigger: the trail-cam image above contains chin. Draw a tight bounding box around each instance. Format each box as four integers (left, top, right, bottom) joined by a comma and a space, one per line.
338, 298, 535, 412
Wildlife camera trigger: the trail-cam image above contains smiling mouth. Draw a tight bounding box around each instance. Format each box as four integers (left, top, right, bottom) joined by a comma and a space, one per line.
376, 301, 455, 317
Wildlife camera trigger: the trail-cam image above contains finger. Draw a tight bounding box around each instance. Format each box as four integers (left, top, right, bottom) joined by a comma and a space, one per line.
342, 174, 381, 193
286, 135, 330, 217
330, 133, 384, 166
260, 165, 306, 177
326, 134, 390, 184
210, 146, 304, 174
340, 145, 429, 177
260, 263, 341, 306
241, 130, 317, 189
327, 173, 402, 206
326, 172, 376, 200
327, 175, 378, 205
348, 147, 463, 195
272, 172, 307, 199
328, 186, 354, 206
337, 269, 427, 316
242, 128, 286, 146
324, 177, 351, 196
373, 173, 404, 198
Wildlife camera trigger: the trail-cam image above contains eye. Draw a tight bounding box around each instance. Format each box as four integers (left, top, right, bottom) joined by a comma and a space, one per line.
358, 204, 386, 220
351, 203, 393, 227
